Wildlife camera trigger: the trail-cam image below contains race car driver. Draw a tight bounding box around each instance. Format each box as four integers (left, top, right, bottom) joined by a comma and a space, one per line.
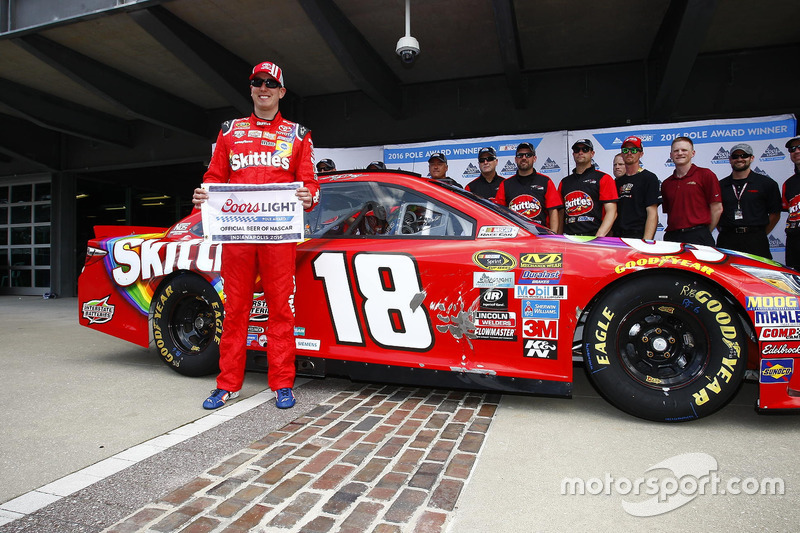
192, 61, 319, 410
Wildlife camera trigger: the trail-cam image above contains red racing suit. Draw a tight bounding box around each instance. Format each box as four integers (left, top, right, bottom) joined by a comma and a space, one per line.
203, 112, 319, 392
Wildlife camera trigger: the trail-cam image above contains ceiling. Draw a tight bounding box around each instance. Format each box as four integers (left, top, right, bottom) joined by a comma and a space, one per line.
0, 0, 798, 179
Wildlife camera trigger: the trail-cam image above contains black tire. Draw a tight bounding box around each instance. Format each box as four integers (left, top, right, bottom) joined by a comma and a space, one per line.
151, 274, 222, 377
582, 274, 747, 422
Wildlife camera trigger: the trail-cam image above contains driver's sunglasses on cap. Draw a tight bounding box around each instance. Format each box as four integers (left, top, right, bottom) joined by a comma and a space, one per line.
621, 147, 640, 154
317, 164, 333, 171
573, 146, 591, 153
250, 78, 282, 89
478, 156, 496, 163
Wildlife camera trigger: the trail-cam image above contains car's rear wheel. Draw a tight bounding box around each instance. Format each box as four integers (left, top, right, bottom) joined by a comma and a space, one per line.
151, 274, 222, 377
582, 274, 747, 422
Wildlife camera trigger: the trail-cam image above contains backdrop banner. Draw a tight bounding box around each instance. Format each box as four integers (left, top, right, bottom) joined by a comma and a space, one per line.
570, 114, 797, 261
383, 132, 570, 187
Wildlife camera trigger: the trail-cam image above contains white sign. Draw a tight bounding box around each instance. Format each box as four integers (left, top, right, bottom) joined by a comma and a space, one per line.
201, 182, 304, 243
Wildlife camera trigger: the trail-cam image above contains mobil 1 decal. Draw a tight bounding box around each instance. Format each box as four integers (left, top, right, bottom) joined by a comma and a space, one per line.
473, 311, 517, 341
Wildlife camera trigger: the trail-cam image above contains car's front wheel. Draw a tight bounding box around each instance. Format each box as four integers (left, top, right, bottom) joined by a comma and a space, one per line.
582, 274, 747, 422
151, 274, 222, 377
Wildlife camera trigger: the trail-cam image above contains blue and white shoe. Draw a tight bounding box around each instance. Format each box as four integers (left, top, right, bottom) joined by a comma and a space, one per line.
203, 389, 239, 410
275, 388, 295, 409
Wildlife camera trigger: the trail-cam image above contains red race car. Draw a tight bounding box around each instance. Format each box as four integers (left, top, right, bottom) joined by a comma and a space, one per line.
79, 170, 800, 422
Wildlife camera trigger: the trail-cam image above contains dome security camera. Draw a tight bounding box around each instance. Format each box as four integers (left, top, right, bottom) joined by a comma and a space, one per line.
396, 35, 420, 64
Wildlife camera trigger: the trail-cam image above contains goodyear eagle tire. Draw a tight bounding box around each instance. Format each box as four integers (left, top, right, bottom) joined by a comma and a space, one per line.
582, 274, 747, 422
151, 274, 222, 377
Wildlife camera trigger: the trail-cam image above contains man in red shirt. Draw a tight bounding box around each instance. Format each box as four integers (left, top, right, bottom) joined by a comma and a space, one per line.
661, 136, 721, 246
192, 61, 319, 410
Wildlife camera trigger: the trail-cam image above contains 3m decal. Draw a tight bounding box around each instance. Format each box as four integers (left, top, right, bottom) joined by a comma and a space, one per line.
82, 295, 115, 324
472, 250, 517, 271
519, 253, 563, 268
313, 252, 433, 351
760, 358, 794, 383
523, 339, 557, 359
522, 319, 558, 340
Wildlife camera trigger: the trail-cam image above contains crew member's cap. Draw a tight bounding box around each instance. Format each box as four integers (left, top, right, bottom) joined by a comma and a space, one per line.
316, 158, 335, 171
729, 143, 753, 156
250, 61, 285, 87
428, 152, 447, 163
516, 142, 536, 154
622, 136, 643, 149
366, 161, 386, 170
786, 137, 800, 148
572, 139, 593, 150
478, 146, 496, 157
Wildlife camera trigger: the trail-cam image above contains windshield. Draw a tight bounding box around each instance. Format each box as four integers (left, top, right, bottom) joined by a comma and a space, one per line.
436, 182, 554, 236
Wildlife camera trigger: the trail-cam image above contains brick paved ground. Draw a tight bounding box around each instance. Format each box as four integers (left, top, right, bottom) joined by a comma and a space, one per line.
104, 384, 499, 533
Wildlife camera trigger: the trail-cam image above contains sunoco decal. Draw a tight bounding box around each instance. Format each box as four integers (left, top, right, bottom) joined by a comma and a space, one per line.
472, 250, 517, 271
82, 296, 115, 324
760, 358, 794, 383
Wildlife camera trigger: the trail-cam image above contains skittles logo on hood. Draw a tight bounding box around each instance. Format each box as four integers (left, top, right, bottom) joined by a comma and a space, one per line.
509, 194, 542, 220
564, 191, 593, 216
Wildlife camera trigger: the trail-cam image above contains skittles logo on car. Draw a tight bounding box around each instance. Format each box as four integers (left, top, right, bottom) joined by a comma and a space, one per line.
508, 195, 542, 220
563, 191, 593, 216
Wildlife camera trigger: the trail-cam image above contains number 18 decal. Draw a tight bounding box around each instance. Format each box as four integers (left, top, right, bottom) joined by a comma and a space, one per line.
313, 252, 434, 351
